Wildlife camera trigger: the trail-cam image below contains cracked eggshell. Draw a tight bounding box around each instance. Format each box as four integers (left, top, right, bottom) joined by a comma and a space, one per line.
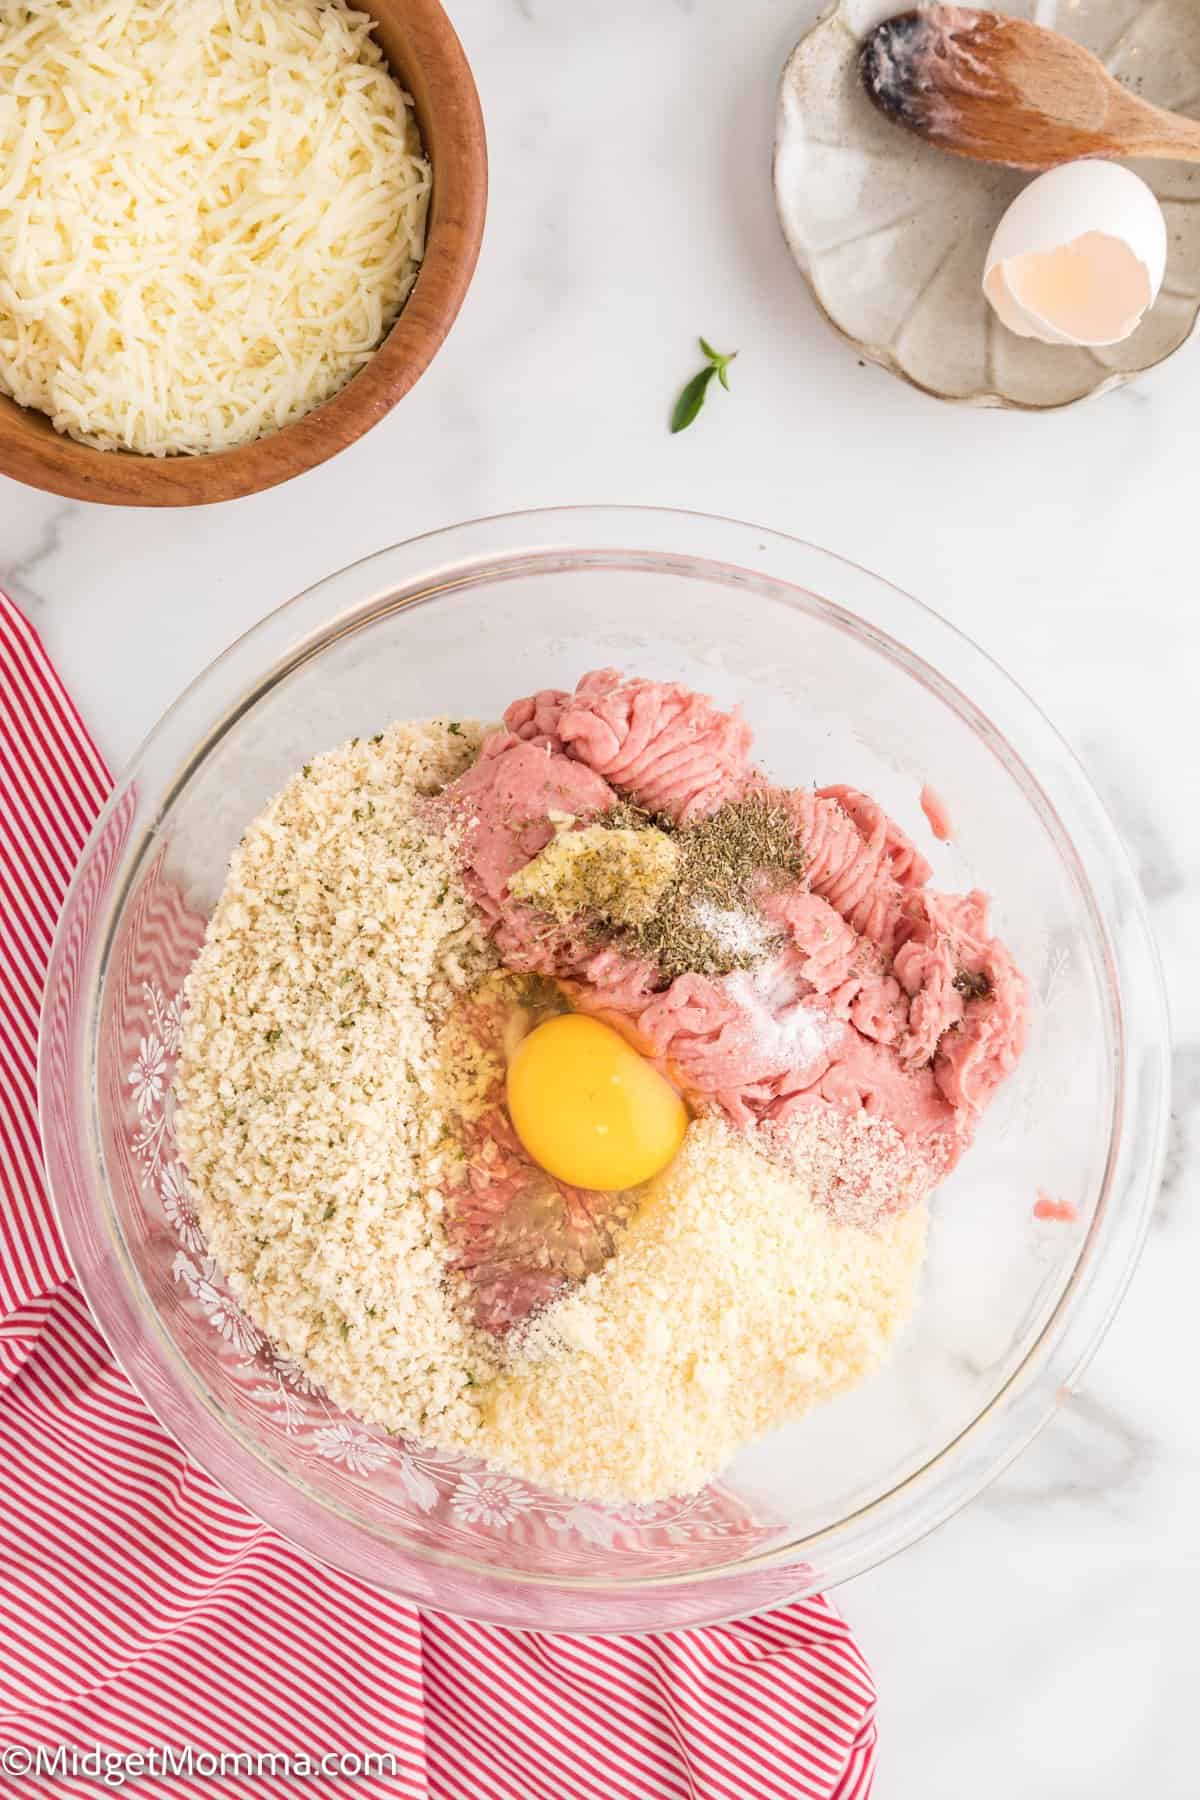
983, 162, 1168, 348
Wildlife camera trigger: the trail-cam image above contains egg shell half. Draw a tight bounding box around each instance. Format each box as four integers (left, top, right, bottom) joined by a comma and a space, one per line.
983, 162, 1168, 348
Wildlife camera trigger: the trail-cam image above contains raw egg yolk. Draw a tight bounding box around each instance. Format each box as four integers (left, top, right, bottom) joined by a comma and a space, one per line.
506, 1014, 687, 1192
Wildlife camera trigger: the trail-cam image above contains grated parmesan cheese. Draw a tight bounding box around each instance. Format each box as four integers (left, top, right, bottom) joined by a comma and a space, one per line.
472, 1116, 928, 1502
0, 0, 430, 455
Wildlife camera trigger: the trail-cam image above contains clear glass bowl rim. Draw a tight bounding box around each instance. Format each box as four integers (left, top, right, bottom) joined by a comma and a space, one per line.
39, 506, 1171, 1629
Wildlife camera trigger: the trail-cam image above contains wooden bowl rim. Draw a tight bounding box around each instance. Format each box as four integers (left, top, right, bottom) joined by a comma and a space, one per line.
0, 0, 486, 507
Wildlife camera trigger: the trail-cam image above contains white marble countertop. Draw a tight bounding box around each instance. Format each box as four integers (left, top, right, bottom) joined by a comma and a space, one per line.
3, 1, 1196, 1792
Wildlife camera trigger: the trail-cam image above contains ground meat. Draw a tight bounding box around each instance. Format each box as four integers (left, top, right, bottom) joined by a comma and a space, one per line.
441, 676, 1026, 1162
440, 733, 614, 925
433, 670, 1029, 1324
504, 667, 754, 823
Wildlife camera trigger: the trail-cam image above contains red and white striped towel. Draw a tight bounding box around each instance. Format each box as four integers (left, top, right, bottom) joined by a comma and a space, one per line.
0, 592, 878, 1800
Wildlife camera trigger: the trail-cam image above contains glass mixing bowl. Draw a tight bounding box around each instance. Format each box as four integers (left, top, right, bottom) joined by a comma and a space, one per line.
40, 508, 1169, 1632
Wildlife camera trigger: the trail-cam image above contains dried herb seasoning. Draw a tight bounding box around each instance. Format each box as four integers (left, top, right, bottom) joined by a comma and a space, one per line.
588, 795, 802, 981
953, 969, 992, 1002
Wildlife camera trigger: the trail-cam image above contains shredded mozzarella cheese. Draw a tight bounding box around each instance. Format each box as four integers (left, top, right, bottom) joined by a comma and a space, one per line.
0, 0, 430, 455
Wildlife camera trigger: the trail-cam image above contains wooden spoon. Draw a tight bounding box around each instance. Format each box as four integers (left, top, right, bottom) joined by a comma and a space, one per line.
860, 5, 1200, 172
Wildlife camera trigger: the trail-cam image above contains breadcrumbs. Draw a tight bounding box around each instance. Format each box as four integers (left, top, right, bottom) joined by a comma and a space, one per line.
175, 720, 501, 1441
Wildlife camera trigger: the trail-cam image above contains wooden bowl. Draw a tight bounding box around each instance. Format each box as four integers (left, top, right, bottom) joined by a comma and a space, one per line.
0, 0, 486, 506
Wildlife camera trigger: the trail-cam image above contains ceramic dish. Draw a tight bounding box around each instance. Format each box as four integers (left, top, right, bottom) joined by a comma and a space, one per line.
40, 508, 1169, 1631
774, 0, 1200, 408
0, 0, 486, 506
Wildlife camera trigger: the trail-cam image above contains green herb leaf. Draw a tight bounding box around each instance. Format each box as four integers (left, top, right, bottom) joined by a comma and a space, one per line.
671, 365, 716, 434
671, 338, 738, 433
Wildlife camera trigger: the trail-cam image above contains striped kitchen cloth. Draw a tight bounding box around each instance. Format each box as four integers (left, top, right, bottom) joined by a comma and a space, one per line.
0, 591, 878, 1800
